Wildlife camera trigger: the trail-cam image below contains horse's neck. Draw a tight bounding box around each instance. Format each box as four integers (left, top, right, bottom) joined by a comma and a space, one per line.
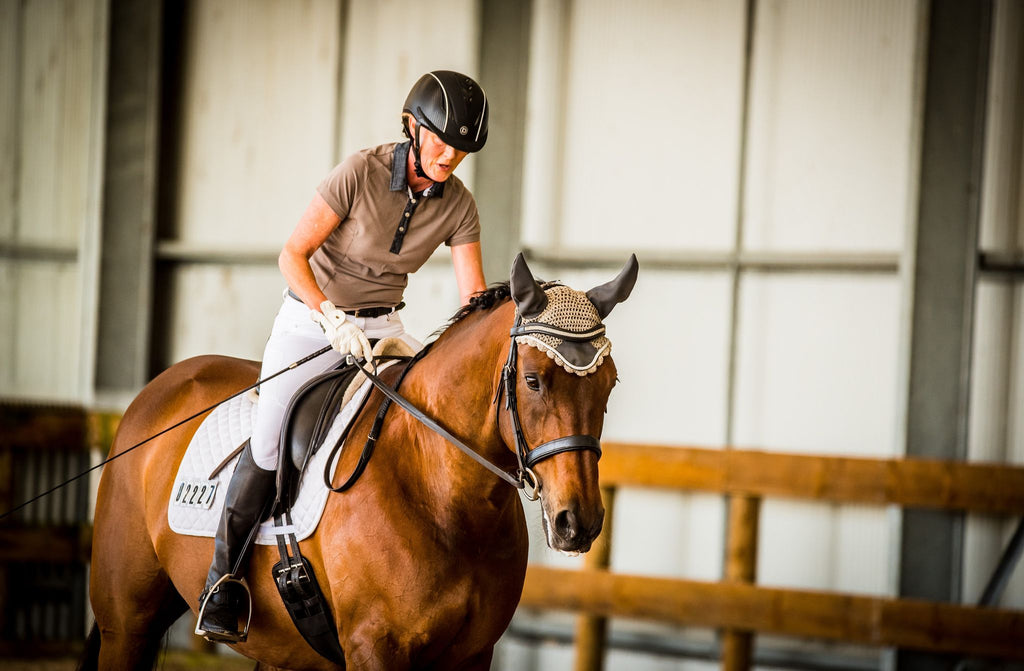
397, 305, 519, 512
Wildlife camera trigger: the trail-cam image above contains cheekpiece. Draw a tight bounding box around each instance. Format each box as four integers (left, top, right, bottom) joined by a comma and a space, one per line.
516, 285, 610, 376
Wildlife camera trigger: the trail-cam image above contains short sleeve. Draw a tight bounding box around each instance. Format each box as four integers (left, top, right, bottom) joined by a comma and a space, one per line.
316, 152, 365, 219
447, 197, 481, 247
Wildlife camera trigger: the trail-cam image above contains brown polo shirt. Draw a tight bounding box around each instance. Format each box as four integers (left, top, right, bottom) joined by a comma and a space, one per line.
310, 141, 480, 310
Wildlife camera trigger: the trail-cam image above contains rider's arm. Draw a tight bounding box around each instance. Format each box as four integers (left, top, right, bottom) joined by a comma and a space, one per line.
280, 192, 341, 311
451, 241, 487, 306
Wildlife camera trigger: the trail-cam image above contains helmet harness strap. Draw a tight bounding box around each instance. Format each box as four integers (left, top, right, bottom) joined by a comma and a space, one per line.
403, 117, 431, 181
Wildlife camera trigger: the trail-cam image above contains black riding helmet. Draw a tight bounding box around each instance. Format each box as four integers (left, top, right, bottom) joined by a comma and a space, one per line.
402, 71, 488, 179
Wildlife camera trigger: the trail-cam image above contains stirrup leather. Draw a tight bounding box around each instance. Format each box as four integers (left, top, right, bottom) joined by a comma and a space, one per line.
195, 573, 254, 643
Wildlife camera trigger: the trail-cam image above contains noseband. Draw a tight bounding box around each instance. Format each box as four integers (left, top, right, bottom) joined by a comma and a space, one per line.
497, 315, 604, 500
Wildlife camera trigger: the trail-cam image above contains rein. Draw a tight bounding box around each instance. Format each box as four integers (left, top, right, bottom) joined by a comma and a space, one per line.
355, 362, 524, 490
341, 311, 605, 500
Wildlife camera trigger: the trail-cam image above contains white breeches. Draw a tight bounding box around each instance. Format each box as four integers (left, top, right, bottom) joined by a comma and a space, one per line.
249, 293, 423, 470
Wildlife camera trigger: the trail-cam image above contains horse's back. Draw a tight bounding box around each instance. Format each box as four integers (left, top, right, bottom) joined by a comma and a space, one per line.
109, 355, 260, 457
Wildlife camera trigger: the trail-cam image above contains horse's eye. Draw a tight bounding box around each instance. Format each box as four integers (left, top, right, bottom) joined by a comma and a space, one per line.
524, 374, 541, 391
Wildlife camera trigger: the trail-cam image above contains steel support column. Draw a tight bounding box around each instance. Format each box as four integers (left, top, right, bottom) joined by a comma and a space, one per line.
95, 0, 164, 397
474, 0, 532, 283
898, 1, 992, 668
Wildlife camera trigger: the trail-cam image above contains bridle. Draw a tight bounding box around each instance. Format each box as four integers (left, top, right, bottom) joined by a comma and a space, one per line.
495, 314, 604, 500
355, 310, 605, 501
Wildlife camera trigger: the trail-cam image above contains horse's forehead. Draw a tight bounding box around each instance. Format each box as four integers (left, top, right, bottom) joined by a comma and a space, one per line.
516, 285, 611, 376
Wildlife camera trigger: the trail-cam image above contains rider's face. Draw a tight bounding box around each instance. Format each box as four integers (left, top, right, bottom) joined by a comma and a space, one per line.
413, 122, 468, 183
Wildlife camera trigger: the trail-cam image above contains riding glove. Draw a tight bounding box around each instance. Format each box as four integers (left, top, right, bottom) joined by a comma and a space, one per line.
312, 300, 374, 364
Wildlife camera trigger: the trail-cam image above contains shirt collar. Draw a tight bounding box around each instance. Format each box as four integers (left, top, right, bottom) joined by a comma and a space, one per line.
390, 141, 446, 198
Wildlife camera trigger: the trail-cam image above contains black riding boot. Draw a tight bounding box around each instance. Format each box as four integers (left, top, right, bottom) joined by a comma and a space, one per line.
196, 440, 276, 642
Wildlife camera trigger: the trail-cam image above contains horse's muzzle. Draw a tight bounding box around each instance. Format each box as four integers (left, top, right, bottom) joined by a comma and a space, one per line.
546, 501, 605, 554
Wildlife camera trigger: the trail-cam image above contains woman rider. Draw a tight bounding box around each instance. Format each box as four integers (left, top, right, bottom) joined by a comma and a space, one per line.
196, 70, 490, 642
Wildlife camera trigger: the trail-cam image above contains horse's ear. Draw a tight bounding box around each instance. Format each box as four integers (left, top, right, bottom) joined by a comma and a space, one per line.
510, 253, 548, 318
586, 254, 639, 319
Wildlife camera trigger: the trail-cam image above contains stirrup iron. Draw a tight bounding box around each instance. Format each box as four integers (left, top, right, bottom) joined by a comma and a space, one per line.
195, 573, 254, 643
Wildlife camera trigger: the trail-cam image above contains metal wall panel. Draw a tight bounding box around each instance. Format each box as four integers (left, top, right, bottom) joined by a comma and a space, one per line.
3, 262, 82, 399
338, 0, 480, 165
744, 0, 921, 253
168, 0, 342, 248
600, 269, 733, 447
0, 0, 107, 400
18, 0, 103, 247
0, 1, 18, 242
528, 0, 747, 253
735, 275, 903, 458
159, 0, 342, 364
735, 274, 902, 599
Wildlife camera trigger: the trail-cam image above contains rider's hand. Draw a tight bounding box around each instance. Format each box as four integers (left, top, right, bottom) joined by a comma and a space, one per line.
312, 301, 373, 364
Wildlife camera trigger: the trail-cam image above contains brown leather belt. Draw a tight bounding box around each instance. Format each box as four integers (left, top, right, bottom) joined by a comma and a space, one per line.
287, 289, 404, 318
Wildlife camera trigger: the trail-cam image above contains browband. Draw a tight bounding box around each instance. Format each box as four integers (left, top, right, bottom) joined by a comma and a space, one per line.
509, 323, 606, 342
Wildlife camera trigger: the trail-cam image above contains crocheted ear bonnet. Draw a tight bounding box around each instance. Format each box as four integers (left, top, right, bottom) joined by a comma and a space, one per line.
508, 252, 638, 376
514, 285, 610, 376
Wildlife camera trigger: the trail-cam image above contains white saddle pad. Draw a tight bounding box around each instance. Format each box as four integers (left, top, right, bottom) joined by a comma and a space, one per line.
167, 380, 372, 545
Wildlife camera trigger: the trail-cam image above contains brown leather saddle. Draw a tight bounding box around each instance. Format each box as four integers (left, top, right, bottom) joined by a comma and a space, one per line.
274, 360, 364, 508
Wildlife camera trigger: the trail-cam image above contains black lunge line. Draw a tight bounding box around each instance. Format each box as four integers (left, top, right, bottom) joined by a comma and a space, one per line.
0, 346, 334, 522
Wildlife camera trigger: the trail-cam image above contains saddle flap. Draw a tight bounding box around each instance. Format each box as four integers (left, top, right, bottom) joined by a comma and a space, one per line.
277, 363, 360, 506
276, 338, 418, 510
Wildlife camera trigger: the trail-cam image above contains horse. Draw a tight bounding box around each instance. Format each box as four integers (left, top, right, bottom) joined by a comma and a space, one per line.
82, 253, 637, 670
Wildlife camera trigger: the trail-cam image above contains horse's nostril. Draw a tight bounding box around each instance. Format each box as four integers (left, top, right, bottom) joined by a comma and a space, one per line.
554, 509, 578, 541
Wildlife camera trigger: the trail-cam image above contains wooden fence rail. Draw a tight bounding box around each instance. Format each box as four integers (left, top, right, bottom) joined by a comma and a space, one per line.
4, 408, 1023, 665
517, 442, 1024, 670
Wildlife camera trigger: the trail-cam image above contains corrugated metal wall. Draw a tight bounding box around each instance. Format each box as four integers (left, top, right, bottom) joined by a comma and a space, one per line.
511, 1, 925, 668
0, 0, 107, 402
2, 0, 1023, 668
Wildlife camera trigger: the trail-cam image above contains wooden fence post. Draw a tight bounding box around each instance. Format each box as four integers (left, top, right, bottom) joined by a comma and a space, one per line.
573, 485, 616, 671
721, 494, 761, 671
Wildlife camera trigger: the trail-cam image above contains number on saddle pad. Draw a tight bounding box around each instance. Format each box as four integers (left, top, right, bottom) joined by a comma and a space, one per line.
172, 478, 219, 510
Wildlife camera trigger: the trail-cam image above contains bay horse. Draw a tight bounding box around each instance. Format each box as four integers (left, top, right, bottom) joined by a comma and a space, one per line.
83, 254, 637, 670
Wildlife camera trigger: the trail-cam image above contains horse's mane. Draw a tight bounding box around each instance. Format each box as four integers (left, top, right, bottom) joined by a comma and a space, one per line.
422, 283, 512, 344
451, 283, 512, 323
